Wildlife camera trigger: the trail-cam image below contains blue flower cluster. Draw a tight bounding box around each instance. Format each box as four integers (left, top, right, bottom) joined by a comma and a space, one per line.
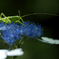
0, 21, 43, 45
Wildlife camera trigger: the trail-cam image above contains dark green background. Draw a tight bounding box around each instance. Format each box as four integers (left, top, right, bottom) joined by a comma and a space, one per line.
0, 0, 59, 59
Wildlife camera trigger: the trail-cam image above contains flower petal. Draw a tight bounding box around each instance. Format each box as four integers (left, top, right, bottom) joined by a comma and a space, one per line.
0, 49, 9, 59
7, 48, 24, 56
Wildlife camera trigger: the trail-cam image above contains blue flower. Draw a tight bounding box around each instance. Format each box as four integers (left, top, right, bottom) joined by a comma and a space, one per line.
0, 22, 22, 45
19, 21, 43, 38
0, 21, 43, 45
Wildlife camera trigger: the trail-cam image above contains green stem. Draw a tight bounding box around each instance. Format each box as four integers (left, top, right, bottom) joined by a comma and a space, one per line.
12, 56, 14, 59
12, 38, 25, 59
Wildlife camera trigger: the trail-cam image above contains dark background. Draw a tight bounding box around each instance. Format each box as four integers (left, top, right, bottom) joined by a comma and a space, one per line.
0, 0, 59, 59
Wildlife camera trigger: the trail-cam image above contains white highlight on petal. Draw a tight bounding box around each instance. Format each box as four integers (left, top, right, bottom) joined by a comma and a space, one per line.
38, 37, 59, 44
54, 39, 59, 44
41, 37, 55, 44
0, 50, 9, 59
7, 48, 24, 56
0, 48, 24, 59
